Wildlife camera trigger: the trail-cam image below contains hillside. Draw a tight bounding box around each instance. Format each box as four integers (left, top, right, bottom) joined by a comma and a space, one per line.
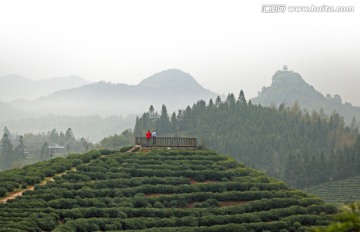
8, 69, 218, 117
0, 100, 26, 121
251, 69, 360, 125
0, 74, 90, 102
304, 175, 360, 204
134, 95, 360, 188
0, 149, 337, 231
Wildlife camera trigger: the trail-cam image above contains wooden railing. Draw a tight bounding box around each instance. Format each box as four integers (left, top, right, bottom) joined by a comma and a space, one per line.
135, 137, 197, 147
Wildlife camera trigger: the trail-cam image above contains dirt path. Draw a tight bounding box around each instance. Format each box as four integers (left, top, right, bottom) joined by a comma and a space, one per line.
189, 178, 220, 185
0, 186, 35, 203
0, 169, 72, 204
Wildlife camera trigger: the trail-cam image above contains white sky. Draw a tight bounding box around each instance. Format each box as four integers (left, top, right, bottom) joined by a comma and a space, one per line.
1, 0, 359, 105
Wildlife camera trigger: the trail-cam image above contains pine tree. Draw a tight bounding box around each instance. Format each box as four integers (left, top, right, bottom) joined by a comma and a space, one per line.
49, 129, 59, 144
134, 116, 143, 136
226, 93, 236, 107
3, 126, 11, 138
157, 105, 171, 133
40, 141, 49, 160
215, 96, 221, 107
170, 112, 177, 131
0, 133, 14, 170
65, 128, 75, 141
238, 90, 247, 104
149, 105, 156, 120
208, 99, 214, 108
15, 135, 26, 161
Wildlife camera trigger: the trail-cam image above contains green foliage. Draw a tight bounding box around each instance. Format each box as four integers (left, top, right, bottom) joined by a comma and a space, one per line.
0, 132, 14, 170
99, 129, 133, 150
0, 187, 6, 197
120, 145, 134, 152
0, 150, 105, 197
134, 94, 359, 189
304, 175, 360, 204
312, 202, 360, 232
0, 149, 337, 231
0, 127, 95, 171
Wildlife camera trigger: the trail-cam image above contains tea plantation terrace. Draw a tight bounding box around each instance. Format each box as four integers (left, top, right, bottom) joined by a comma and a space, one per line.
0, 149, 337, 231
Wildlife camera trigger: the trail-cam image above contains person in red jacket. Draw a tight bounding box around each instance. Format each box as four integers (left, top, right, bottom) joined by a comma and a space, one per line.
146, 130, 152, 146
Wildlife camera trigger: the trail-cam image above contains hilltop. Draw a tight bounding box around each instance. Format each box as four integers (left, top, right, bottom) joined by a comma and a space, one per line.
0, 100, 26, 121
251, 68, 360, 124
0, 149, 337, 231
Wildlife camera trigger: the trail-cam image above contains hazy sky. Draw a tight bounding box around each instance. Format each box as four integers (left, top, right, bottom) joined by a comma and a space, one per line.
1, 0, 359, 105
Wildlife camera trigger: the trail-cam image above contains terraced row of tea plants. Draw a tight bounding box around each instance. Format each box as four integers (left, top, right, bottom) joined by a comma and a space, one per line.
0, 150, 114, 198
0, 149, 337, 231
304, 175, 360, 204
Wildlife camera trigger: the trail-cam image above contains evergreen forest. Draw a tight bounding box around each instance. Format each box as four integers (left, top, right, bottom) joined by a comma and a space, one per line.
134, 91, 360, 188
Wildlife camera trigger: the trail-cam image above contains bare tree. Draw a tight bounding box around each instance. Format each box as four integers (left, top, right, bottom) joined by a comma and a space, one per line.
80, 137, 91, 151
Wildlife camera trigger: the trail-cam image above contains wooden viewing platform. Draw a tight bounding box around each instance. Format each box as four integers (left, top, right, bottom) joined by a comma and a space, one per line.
135, 137, 197, 148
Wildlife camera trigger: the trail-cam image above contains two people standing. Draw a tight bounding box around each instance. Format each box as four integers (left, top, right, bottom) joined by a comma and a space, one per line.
145, 130, 157, 146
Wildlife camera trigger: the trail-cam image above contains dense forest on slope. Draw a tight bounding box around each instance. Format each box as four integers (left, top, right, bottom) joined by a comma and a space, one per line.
0, 149, 337, 231
134, 92, 360, 188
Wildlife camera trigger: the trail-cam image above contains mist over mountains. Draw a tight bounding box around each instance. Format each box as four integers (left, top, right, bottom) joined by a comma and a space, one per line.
0, 69, 218, 141
0, 100, 24, 122
0, 75, 90, 102
0, 68, 359, 141
8, 69, 218, 117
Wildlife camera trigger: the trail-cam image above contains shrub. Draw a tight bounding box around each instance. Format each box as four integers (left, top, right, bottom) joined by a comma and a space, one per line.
36, 217, 57, 231
154, 201, 165, 208
120, 146, 133, 152
0, 187, 7, 197
24, 176, 42, 185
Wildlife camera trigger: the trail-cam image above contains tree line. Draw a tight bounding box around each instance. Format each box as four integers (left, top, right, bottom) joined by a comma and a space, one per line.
0, 126, 134, 171
134, 90, 360, 188
0, 127, 89, 171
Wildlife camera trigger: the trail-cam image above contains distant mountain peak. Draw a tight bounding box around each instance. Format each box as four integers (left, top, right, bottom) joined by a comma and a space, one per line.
6, 69, 218, 118
252, 68, 360, 124
138, 69, 202, 89
271, 69, 308, 87
254, 69, 322, 104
